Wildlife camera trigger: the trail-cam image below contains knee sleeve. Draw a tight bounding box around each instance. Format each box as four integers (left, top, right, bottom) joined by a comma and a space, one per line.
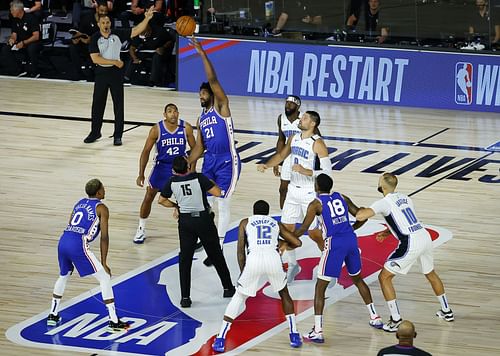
224, 291, 247, 320
217, 197, 231, 239
53, 273, 70, 296
93, 269, 114, 301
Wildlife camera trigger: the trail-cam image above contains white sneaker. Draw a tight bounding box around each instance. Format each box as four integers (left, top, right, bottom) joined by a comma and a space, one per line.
287, 263, 301, 284
133, 229, 146, 244
369, 315, 383, 329
303, 327, 324, 343
382, 317, 402, 332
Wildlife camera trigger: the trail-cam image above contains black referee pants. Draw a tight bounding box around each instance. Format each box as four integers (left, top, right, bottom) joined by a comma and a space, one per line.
178, 212, 233, 299
90, 67, 124, 139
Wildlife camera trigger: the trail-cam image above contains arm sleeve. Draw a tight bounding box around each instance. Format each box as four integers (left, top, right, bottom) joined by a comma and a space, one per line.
370, 198, 391, 216
313, 156, 332, 177
198, 174, 215, 192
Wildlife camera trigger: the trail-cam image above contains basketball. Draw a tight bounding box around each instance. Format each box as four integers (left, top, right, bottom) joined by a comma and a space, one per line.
176, 16, 196, 37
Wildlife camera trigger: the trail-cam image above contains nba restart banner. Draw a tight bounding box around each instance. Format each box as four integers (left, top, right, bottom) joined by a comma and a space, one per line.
178, 37, 500, 113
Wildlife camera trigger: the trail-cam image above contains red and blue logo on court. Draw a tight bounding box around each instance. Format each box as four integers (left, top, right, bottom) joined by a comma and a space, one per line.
6, 220, 452, 355
455, 62, 473, 105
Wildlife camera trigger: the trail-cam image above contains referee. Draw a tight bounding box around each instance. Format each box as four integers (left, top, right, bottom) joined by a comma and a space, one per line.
159, 156, 235, 308
84, 6, 155, 146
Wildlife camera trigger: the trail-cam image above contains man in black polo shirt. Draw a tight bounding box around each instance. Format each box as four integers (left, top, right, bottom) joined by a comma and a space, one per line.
159, 156, 235, 308
1, 0, 41, 77
84, 6, 154, 146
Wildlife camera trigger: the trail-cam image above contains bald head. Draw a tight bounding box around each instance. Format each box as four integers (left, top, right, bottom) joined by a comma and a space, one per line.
378, 172, 398, 195
396, 320, 416, 346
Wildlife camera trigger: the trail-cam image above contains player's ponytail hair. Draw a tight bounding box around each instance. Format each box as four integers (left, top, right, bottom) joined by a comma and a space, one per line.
306, 110, 321, 127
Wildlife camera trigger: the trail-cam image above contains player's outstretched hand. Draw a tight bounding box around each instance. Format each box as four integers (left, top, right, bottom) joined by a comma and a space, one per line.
190, 35, 204, 54
273, 166, 280, 177
145, 6, 155, 20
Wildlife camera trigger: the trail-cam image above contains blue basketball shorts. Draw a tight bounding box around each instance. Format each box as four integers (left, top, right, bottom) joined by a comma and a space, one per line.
148, 162, 173, 190
317, 234, 361, 281
58, 233, 103, 277
202, 152, 241, 198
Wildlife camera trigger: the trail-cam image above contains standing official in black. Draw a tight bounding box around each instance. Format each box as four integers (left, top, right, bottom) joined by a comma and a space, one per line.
159, 156, 235, 308
84, 6, 154, 146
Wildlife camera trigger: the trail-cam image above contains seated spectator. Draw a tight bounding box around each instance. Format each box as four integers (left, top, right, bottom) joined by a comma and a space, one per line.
1, 0, 41, 77
68, 0, 109, 80
377, 320, 432, 356
119, 0, 162, 29
272, 0, 322, 34
124, 25, 175, 86
73, 0, 112, 28
468, 0, 500, 46
22, 0, 42, 22
346, 0, 389, 43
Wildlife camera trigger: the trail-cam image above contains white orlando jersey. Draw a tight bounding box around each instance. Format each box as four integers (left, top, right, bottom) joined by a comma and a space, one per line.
280, 112, 301, 139
245, 215, 280, 254
370, 192, 425, 240
289, 133, 320, 188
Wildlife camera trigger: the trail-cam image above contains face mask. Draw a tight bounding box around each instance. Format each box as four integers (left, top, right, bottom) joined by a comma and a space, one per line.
377, 186, 383, 194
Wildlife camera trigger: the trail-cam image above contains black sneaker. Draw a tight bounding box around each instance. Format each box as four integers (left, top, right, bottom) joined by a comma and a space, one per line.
47, 313, 61, 326
107, 319, 131, 332
436, 309, 454, 322
203, 257, 213, 266
180, 297, 192, 308
113, 137, 122, 146
223, 287, 235, 298
84, 133, 102, 143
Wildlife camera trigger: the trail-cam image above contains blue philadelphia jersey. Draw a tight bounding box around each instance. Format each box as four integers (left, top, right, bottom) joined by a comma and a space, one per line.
154, 119, 188, 164
62, 198, 102, 242
317, 192, 355, 239
198, 107, 237, 155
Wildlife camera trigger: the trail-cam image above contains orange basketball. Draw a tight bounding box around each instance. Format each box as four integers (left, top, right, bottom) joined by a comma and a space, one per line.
176, 16, 196, 37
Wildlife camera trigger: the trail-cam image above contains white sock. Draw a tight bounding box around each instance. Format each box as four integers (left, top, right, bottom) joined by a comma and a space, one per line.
217, 320, 231, 339
106, 302, 118, 323
138, 218, 147, 230
387, 299, 401, 321
286, 314, 298, 333
50, 297, 61, 316
437, 293, 451, 312
314, 315, 323, 332
366, 303, 379, 318
287, 249, 297, 266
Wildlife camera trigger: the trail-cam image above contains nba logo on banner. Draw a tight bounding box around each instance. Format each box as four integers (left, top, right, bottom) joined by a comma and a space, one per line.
455, 62, 473, 105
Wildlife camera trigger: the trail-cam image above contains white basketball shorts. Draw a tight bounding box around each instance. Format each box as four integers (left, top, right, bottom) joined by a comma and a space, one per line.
237, 251, 286, 297
384, 229, 434, 275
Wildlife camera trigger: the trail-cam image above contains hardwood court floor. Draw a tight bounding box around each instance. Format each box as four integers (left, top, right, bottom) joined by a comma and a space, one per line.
0, 77, 499, 356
